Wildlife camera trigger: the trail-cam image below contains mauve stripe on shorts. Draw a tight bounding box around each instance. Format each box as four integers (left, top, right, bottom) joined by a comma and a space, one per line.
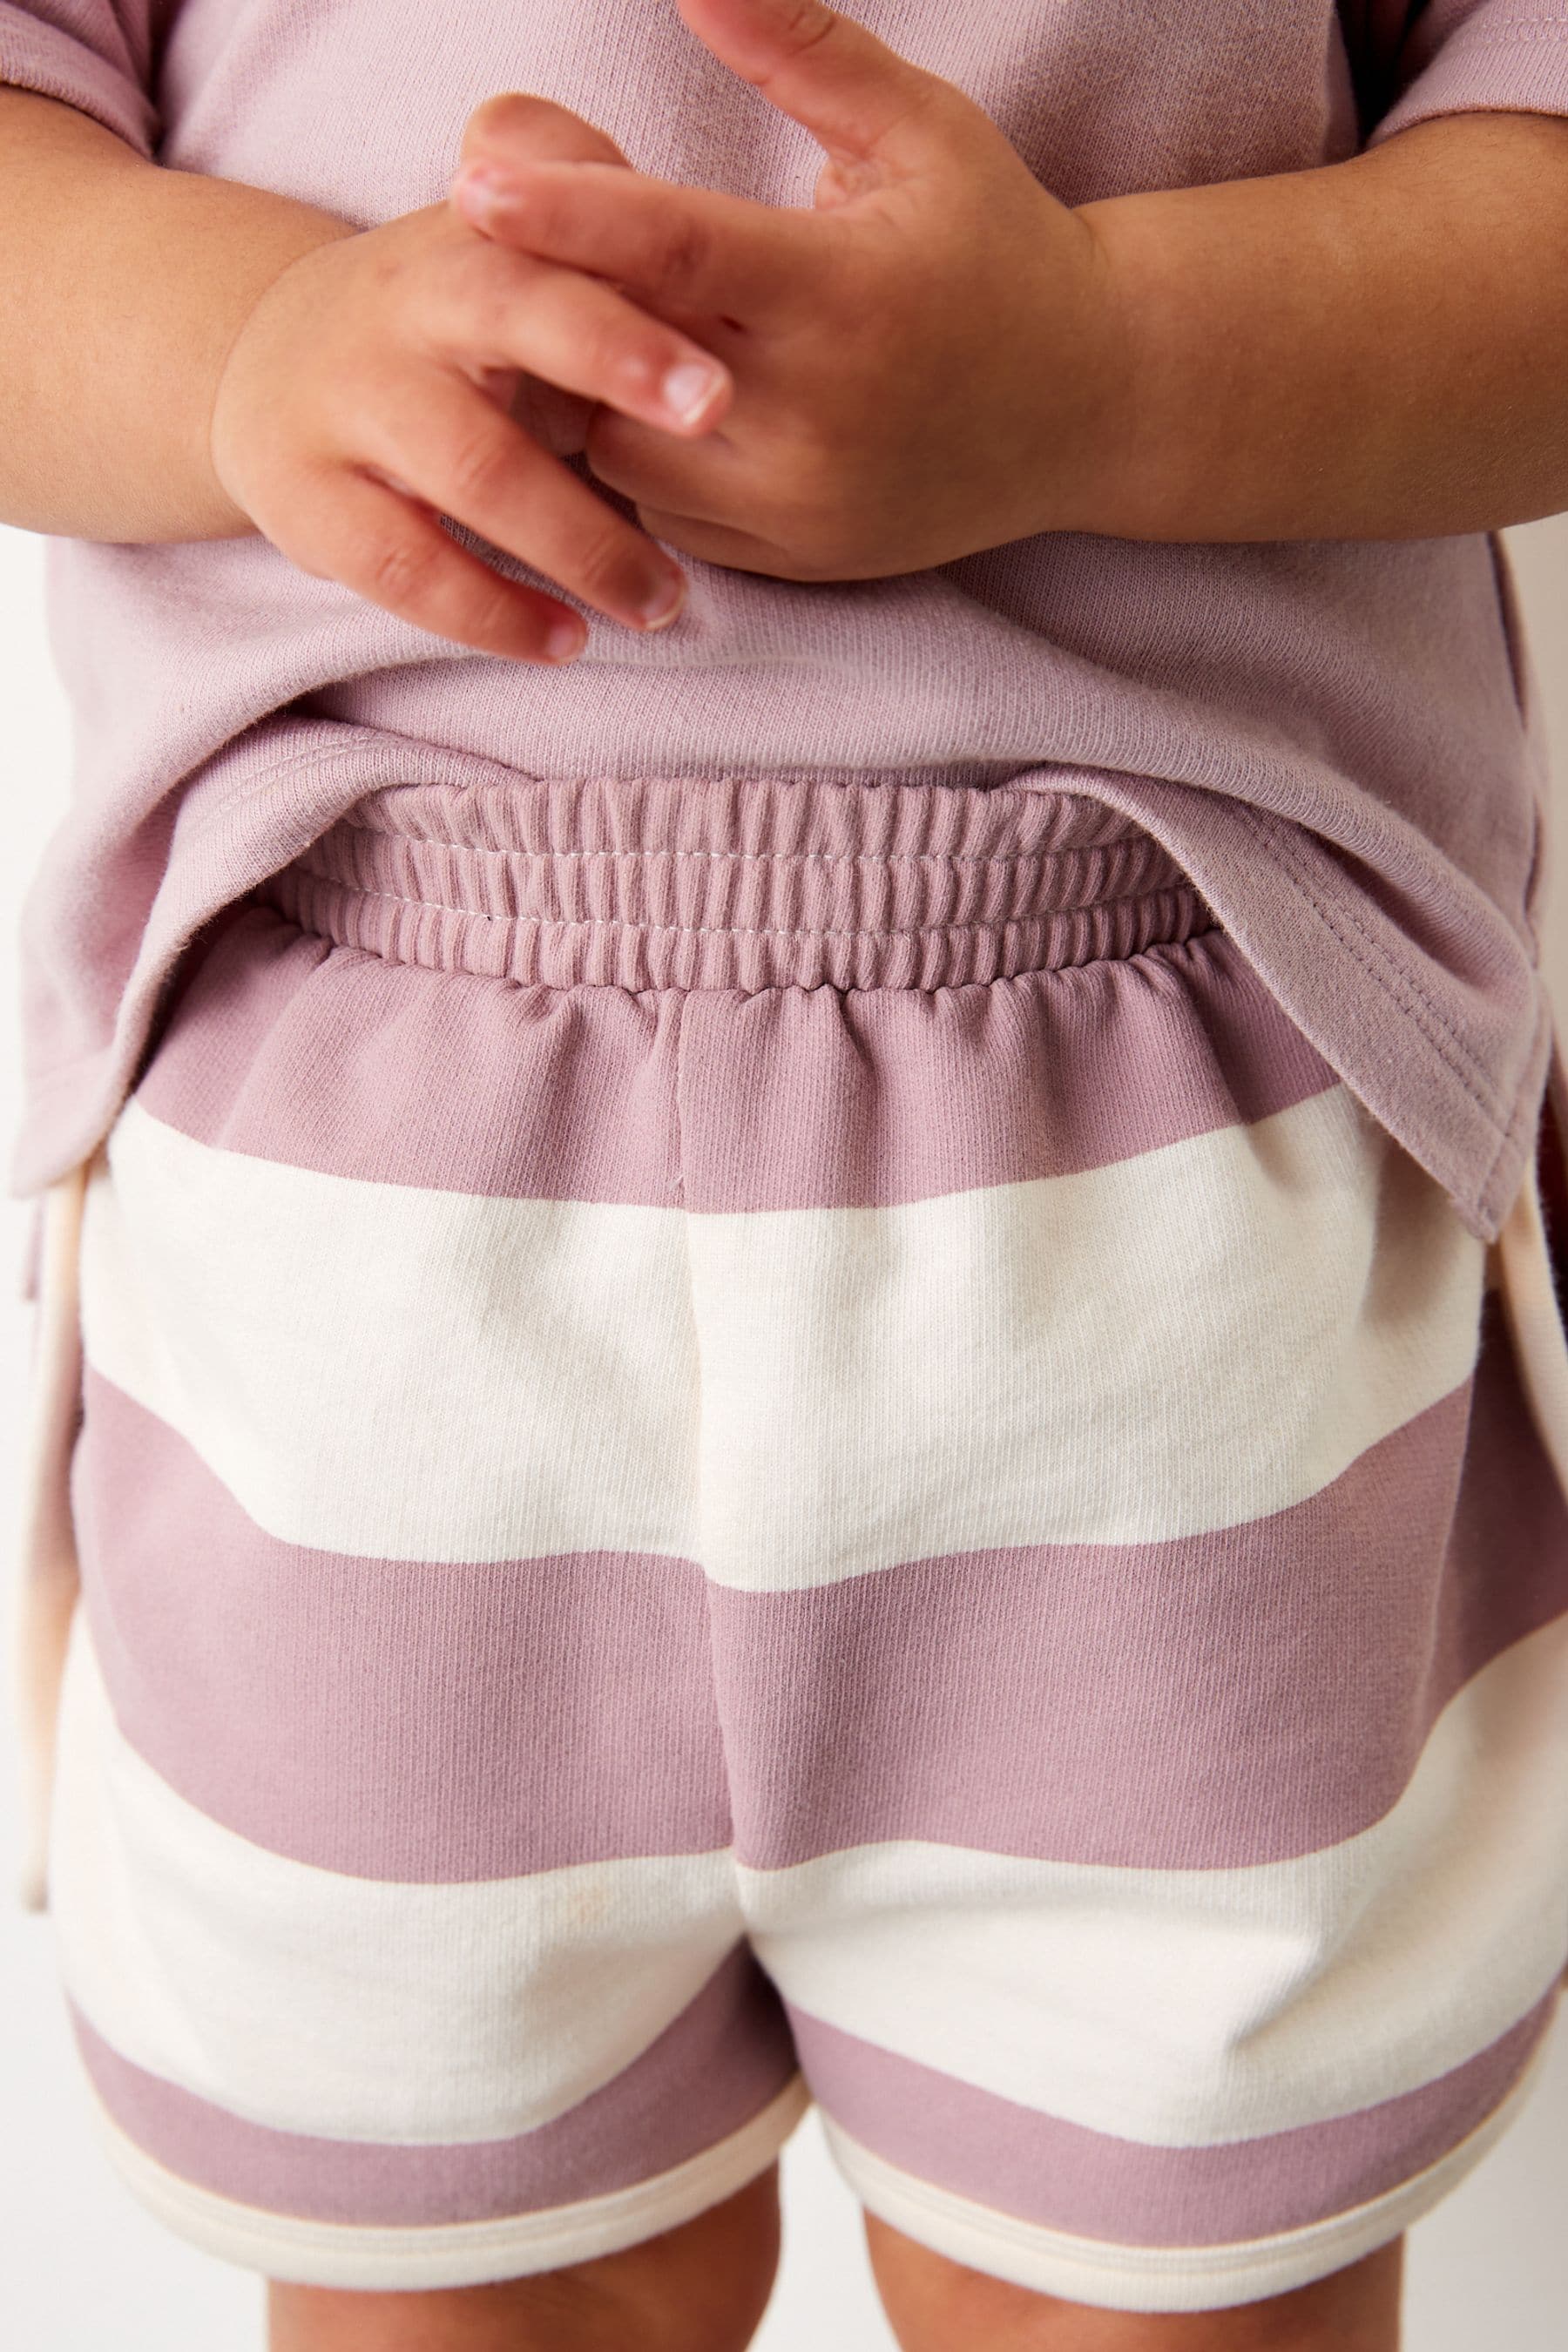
76, 1288, 1568, 1881
789, 1995, 1558, 2249
76, 1370, 730, 1882
134, 907, 1337, 1212
70, 1946, 795, 2227
720, 1295, 1568, 1871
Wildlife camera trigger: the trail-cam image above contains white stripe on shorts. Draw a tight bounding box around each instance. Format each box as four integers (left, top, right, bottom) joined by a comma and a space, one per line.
743, 1612, 1568, 2144
81, 1089, 1484, 1587
51, 1593, 1568, 2156
50, 1625, 743, 2146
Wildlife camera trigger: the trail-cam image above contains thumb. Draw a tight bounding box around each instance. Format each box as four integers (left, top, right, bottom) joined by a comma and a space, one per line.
676, 0, 954, 179
458, 91, 634, 175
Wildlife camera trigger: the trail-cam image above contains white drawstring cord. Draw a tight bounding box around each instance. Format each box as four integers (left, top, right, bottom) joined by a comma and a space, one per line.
10, 1159, 89, 1913
1494, 1045, 1568, 1515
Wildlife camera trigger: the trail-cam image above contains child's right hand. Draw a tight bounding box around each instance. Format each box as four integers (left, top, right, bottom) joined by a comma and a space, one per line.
208, 98, 733, 665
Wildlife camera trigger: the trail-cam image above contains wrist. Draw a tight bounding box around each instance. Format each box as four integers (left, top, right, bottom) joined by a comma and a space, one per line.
998, 202, 1146, 546
205, 220, 362, 541
1042, 197, 1179, 543
1053, 118, 1568, 548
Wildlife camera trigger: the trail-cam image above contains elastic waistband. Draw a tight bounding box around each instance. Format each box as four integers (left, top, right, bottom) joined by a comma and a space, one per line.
263, 774, 1213, 992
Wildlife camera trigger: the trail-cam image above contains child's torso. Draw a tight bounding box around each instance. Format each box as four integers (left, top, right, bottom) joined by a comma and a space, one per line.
158, 1, 1361, 218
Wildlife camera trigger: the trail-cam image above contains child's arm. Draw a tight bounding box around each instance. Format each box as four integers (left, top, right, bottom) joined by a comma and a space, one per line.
0, 86, 356, 542
1075, 110, 1568, 546
0, 86, 731, 657
454, 0, 1568, 577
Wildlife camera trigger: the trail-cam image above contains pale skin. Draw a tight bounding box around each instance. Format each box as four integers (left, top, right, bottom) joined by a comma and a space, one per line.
4, 0, 1565, 2342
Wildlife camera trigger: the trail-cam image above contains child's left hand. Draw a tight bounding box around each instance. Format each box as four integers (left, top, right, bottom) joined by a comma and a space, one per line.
451, 0, 1122, 583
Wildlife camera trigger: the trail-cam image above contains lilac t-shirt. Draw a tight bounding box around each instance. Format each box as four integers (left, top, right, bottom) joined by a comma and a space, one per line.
4, 0, 1567, 1235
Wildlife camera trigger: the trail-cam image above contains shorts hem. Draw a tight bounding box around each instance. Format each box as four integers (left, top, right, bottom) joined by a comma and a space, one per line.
84, 2076, 810, 2289
821, 2032, 1551, 2315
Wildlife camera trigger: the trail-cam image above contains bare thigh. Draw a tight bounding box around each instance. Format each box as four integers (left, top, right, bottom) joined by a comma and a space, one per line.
864, 2219, 1403, 2352
266, 2168, 781, 2352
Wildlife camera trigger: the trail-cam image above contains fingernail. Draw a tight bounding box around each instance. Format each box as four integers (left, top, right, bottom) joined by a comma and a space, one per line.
636, 569, 686, 630
545, 614, 587, 662
661, 360, 727, 428
455, 163, 516, 222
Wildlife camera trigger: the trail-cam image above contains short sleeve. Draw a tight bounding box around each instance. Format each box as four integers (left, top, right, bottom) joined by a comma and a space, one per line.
1351, 2, 1568, 145
0, 3, 168, 154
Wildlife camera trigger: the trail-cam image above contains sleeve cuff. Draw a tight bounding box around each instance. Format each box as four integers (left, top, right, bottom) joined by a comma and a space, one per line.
1370, 17, 1568, 144
0, 10, 158, 154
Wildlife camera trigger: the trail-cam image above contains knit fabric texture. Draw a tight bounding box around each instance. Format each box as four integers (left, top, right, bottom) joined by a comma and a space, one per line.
3, 0, 1568, 1231
43, 771, 1568, 2305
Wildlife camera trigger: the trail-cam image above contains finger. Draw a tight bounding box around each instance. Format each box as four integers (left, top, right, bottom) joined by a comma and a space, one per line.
287, 468, 590, 662
508, 375, 594, 458
360, 374, 688, 631
453, 160, 816, 322
422, 246, 732, 434
459, 91, 633, 173
675, 0, 952, 174
634, 504, 804, 578
585, 405, 740, 524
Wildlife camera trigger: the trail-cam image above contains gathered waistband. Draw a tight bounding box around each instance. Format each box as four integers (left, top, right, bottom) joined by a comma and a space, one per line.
262, 774, 1213, 992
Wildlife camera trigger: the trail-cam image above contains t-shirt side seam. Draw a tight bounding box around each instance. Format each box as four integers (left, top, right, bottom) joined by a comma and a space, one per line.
1477, 997, 1553, 1213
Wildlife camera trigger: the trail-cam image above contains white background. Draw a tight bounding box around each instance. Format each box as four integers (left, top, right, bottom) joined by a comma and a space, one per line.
2, 518, 1565, 2348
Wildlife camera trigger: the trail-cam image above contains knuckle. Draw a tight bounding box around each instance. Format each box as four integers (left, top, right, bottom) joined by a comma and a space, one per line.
652, 213, 712, 301
443, 230, 500, 295
358, 227, 444, 322
778, 0, 836, 63
440, 422, 517, 509
567, 512, 641, 602
449, 247, 536, 352
889, 78, 948, 145
587, 316, 664, 402
360, 529, 443, 612
462, 571, 537, 648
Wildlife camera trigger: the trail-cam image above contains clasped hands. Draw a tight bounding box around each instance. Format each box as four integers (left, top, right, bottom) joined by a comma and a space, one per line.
210, 0, 1122, 664
451, 0, 1119, 593
208, 0, 1568, 662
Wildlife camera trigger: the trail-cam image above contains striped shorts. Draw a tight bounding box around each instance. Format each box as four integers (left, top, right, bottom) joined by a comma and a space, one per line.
25, 773, 1568, 2315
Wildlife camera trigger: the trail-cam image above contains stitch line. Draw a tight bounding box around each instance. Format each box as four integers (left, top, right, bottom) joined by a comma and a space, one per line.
1477, 992, 1553, 1213
1229, 804, 1506, 1100
1229, 808, 1507, 1121
333, 766, 1119, 797
327, 829, 1159, 875
1450, 22, 1568, 41
1257, 865, 1500, 1113
281, 879, 1204, 942
275, 877, 1204, 950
